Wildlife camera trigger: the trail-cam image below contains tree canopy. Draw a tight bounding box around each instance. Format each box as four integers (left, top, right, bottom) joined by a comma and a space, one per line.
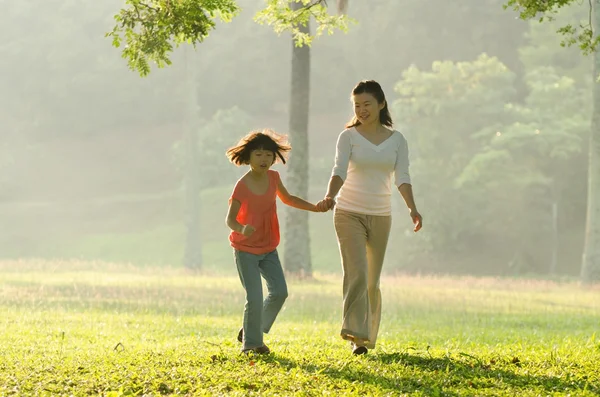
108, 0, 352, 76
505, 0, 599, 54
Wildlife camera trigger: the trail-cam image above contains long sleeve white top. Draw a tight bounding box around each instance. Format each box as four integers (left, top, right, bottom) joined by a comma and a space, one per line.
331, 127, 411, 216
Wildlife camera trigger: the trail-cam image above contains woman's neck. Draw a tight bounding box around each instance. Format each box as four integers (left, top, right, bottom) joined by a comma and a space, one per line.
356, 122, 383, 134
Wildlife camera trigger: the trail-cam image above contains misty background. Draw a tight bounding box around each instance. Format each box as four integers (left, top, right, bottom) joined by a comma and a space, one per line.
0, 0, 590, 277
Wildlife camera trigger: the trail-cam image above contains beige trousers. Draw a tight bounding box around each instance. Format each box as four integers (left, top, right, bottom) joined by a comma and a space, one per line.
333, 208, 392, 349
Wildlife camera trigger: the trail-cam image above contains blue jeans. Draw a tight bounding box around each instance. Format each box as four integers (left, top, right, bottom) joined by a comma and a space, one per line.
234, 249, 288, 350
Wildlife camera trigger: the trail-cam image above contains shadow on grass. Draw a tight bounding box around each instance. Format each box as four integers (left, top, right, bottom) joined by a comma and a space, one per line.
263, 350, 597, 396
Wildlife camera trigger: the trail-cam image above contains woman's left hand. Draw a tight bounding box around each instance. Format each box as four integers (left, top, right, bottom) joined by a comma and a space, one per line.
410, 210, 423, 232
316, 197, 335, 212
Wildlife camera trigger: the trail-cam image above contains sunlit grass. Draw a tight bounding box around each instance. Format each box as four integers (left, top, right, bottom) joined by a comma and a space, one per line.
1, 260, 599, 396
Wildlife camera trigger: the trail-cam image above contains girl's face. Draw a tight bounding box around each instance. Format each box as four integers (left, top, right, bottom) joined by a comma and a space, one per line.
249, 149, 275, 173
352, 92, 384, 126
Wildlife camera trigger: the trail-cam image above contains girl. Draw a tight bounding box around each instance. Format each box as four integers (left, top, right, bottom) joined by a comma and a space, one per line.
225, 129, 324, 354
317, 80, 423, 355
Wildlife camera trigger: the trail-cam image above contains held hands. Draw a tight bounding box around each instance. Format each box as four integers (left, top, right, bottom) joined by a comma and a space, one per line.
315, 196, 336, 212
240, 224, 256, 237
410, 209, 423, 232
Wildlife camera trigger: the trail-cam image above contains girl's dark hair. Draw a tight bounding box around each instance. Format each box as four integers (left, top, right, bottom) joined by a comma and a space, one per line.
345, 80, 393, 129
226, 129, 291, 166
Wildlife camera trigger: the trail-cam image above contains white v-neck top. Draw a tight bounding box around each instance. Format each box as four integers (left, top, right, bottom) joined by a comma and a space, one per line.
331, 127, 411, 216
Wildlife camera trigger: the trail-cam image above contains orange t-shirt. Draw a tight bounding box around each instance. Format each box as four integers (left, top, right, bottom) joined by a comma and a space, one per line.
229, 170, 281, 255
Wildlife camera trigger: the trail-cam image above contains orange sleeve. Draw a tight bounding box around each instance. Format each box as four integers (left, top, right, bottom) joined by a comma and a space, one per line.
271, 170, 281, 189
229, 180, 246, 204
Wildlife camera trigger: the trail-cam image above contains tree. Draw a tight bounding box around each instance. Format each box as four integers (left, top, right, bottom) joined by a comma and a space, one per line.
171, 105, 255, 270
172, 106, 253, 189
392, 54, 518, 273
1, 0, 189, 140
517, 2, 591, 84
505, 0, 600, 54
458, 67, 588, 275
506, 0, 600, 283
260, 1, 353, 277
317, 0, 527, 113
391, 53, 588, 276
200, 108, 251, 186
182, 47, 202, 270
109, 0, 351, 76
584, 2, 600, 283
283, 0, 312, 276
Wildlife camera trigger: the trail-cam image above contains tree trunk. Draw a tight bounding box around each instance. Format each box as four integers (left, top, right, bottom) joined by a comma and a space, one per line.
581, 2, 600, 284
550, 199, 558, 275
183, 47, 202, 270
283, 3, 312, 277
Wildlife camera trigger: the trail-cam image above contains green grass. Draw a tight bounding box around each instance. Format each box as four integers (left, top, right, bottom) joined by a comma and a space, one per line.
1, 260, 599, 396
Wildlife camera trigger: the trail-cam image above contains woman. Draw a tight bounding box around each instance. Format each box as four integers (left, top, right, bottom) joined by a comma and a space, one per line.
317, 80, 423, 355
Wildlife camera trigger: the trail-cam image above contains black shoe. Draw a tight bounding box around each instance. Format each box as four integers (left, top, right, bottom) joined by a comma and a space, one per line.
243, 344, 271, 355
237, 328, 243, 343
352, 345, 368, 355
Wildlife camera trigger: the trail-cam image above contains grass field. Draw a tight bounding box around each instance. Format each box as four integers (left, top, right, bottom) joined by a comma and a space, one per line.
1, 260, 599, 396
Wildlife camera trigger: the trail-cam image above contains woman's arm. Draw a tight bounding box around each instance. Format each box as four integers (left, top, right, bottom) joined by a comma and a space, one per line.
395, 136, 422, 231
398, 183, 422, 232
318, 131, 351, 211
316, 176, 344, 211
325, 175, 344, 199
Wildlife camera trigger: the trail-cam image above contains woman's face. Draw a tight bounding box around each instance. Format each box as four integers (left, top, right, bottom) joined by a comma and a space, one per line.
352, 92, 384, 126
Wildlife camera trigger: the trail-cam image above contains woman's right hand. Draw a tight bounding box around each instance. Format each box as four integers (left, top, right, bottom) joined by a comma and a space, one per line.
241, 224, 256, 236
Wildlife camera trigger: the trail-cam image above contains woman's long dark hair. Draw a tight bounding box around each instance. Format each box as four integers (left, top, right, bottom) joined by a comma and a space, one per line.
345, 80, 393, 129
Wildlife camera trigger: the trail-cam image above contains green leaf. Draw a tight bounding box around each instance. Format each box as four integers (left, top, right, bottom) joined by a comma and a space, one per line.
108, 0, 240, 76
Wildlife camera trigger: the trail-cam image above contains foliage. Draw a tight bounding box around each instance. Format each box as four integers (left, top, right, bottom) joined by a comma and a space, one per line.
392, 54, 517, 270
1, 264, 599, 396
254, 0, 354, 47
458, 67, 588, 273
505, 0, 600, 54
0, 0, 191, 138
107, 0, 240, 76
392, 53, 588, 274
460, 67, 587, 189
108, 0, 353, 76
517, 0, 591, 84
0, 0, 531, 137
1, 0, 593, 278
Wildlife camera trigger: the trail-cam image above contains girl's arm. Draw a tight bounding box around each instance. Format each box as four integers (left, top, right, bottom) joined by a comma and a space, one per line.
276, 179, 320, 212
226, 199, 255, 236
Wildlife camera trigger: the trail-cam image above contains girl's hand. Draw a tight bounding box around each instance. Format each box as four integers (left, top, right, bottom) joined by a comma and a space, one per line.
241, 224, 256, 236
315, 200, 326, 212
